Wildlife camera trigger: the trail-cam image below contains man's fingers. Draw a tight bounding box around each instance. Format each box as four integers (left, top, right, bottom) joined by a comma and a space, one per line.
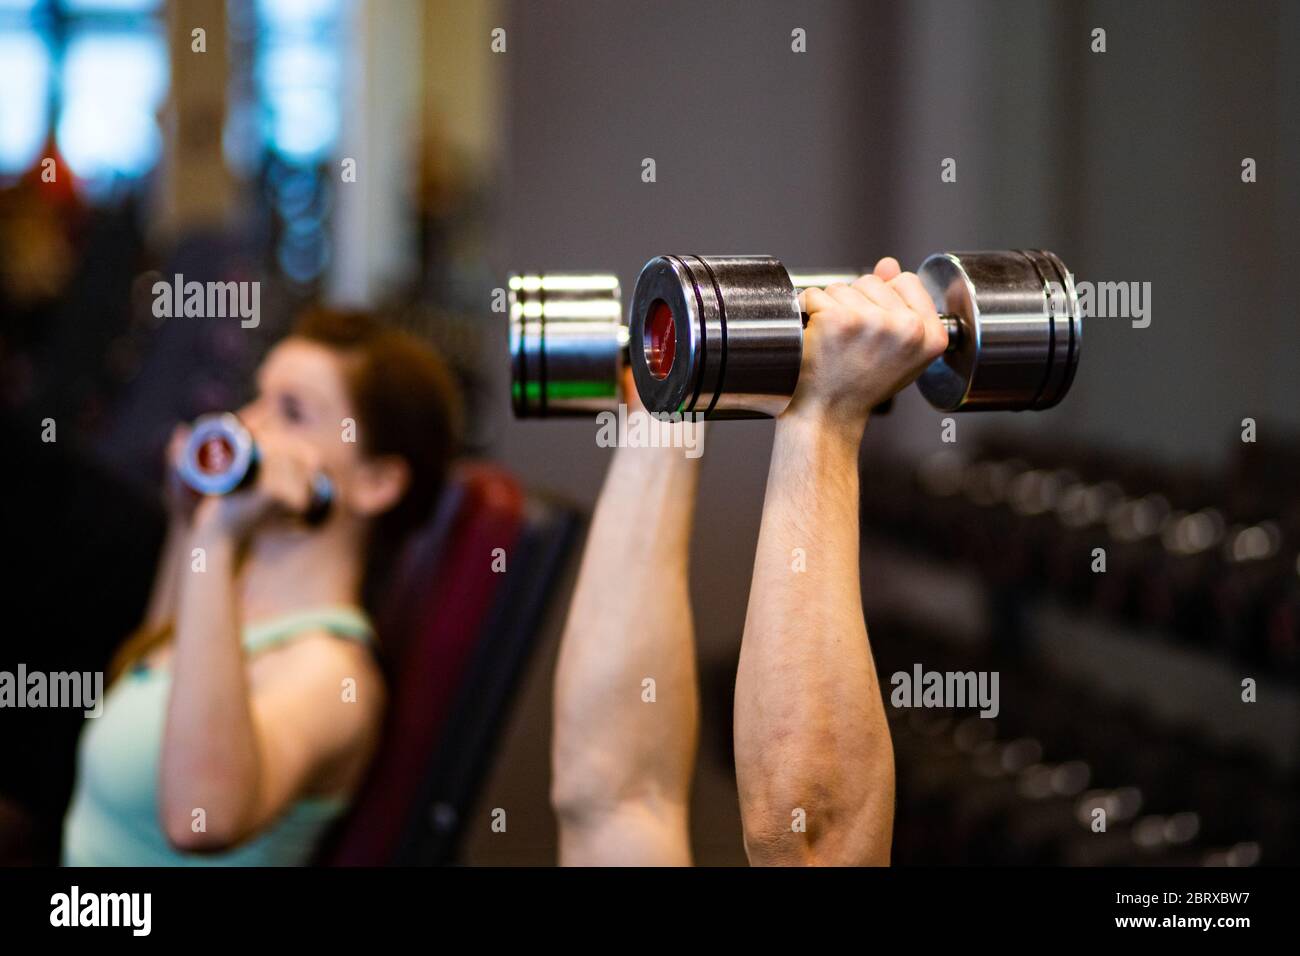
888, 271, 936, 316
889, 272, 948, 353
872, 257, 901, 282
801, 286, 836, 317
847, 273, 906, 311
823, 282, 869, 313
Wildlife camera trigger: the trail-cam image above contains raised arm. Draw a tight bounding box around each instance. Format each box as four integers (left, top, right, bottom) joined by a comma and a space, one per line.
158, 433, 379, 851
140, 424, 199, 632
551, 372, 703, 865
734, 258, 947, 866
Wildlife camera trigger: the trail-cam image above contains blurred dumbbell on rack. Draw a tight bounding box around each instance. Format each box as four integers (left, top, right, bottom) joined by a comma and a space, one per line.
875, 618, 1293, 865
883, 440, 1300, 676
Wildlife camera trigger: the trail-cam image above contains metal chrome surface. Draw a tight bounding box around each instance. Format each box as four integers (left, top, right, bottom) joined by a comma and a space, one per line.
788, 271, 860, 292
508, 272, 625, 417
629, 255, 803, 419
628, 250, 1081, 419
916, 250, 1081, 411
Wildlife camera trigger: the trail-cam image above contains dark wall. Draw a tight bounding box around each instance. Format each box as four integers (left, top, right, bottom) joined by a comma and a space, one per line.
883, 0, 1299, 466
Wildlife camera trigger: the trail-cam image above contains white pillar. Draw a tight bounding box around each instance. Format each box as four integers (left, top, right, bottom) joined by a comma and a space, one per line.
328, 0, 425, 307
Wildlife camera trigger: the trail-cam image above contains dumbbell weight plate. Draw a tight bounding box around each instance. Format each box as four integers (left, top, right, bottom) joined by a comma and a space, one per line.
508, 272, 625, 417
916, 250, 1081, 412
178, 412, 334, 525
629, 255, 804, 419
630, 263, 881, 419
179, 412, 256, 495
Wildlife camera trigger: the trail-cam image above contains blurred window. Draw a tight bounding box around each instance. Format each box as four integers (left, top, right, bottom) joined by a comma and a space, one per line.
220, 0, 344, 285
0, 29, 51, 174
253, 0, 343, 164
64, 0, 160, 10
0, 0, 166, 190
58, 30, 168, 182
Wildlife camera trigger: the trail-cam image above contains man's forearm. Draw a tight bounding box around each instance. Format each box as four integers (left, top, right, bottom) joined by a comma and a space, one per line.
734, 415, 894, 865
551, 439, 701, 860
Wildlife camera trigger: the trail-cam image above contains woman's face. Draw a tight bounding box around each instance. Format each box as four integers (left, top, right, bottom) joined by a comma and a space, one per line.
237, 338, 406, 520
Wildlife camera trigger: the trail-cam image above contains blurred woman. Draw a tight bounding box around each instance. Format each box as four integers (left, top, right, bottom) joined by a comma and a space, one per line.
63, 308, 459, 865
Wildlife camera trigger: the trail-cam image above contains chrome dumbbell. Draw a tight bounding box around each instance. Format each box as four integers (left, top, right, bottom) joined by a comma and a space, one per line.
627, 250, 1081, 419
508, 272, 627, 417
177, 412, 333, 525
505, 269, 858, 418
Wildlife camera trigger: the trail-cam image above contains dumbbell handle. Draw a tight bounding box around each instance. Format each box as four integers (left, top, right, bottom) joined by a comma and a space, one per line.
790, 270, 963, 352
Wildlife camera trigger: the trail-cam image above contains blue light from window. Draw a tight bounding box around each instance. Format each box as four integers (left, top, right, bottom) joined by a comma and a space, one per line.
257, 0, 338, 33
62, 0, 162, 12
260, 37, 339, 162
56, 28, 168, 182
0, 30, 51, 174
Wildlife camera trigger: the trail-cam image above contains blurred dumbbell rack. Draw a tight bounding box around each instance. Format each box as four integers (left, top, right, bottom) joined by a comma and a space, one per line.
858, 433, 1300, 865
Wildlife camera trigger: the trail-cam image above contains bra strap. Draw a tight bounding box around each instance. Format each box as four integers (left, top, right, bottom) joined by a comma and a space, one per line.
241, 607, 374, 655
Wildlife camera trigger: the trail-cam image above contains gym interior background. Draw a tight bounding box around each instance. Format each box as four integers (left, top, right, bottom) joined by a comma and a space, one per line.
1, 0, 1297, 866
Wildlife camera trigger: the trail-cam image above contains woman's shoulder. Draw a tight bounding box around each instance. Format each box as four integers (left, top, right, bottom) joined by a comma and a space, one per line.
251, 625, 384, 685
248, 628, 387, 728
243, 606, 386, 722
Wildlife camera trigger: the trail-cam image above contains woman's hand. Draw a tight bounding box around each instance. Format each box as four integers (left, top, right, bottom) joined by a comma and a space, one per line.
785, 256, 949, 439
193, 430, 324, 542
162, 422, 200, 524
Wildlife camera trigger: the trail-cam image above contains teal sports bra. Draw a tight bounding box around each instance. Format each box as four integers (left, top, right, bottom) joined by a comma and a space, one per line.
62, 607, 374, 867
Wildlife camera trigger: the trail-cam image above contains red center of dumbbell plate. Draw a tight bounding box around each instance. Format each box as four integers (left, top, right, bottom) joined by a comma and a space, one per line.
646, 300, 676, 380
197, 436, 234, 474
